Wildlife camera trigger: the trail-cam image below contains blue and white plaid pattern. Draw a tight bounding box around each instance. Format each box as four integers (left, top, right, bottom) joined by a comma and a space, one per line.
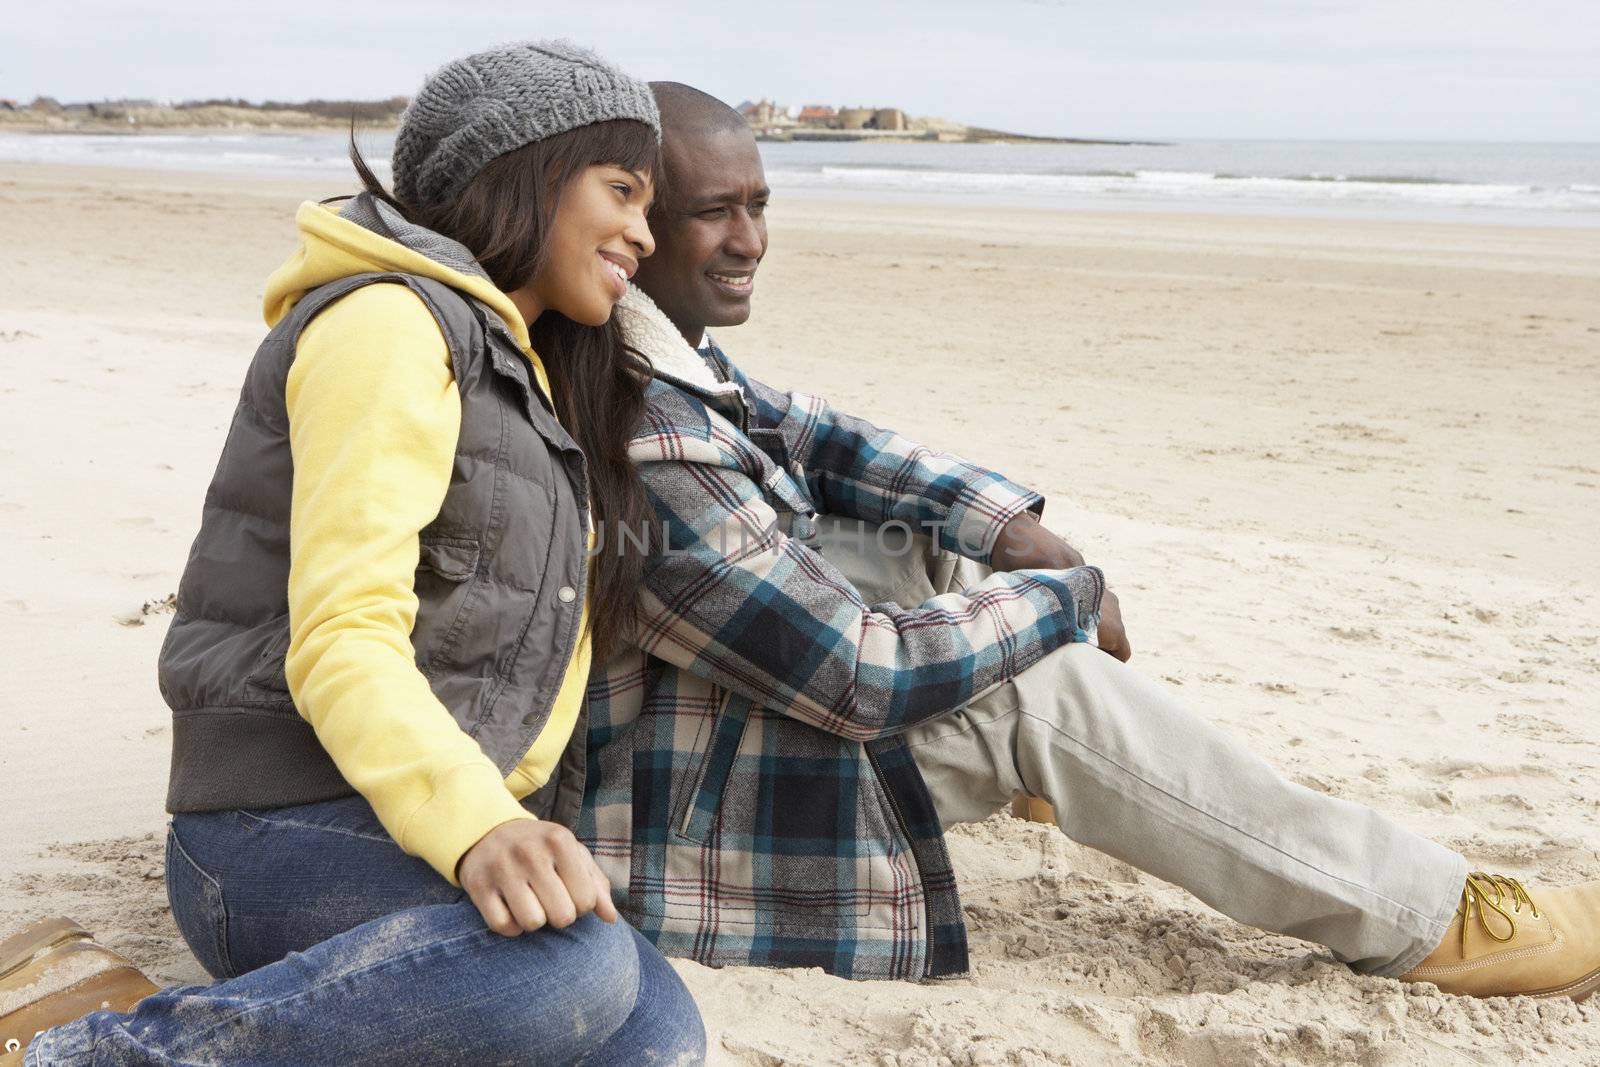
577, 338, 1103, 980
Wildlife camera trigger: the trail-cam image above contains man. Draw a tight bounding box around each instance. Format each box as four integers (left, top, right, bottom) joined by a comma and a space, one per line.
574, 83, 1600, 997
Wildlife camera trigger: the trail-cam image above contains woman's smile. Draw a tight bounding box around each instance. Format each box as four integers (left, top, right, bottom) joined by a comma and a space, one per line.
599, 249, 638, 300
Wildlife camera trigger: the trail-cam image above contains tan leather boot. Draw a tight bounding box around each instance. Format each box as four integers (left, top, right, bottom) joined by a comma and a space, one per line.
1398, 872, 1600, 1000
0, 918, 160, 1059
1010, 794, 1057, 825
0, 918, 92, 980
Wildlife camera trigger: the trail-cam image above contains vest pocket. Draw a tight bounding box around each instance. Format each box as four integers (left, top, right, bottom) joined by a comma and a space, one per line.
417, 534, 481, 582
413, 533, 485, 675
242, 617, 292, 696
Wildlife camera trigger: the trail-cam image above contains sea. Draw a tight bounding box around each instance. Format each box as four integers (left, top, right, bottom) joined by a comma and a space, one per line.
3, 130, 1597, 227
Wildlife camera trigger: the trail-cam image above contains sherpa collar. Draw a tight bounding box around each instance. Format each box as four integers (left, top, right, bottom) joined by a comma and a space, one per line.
617, 285, 745, 402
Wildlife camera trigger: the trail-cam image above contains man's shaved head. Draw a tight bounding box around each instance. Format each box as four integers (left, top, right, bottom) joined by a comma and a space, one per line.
632, 82, 770, 348
651, 81, 750, 141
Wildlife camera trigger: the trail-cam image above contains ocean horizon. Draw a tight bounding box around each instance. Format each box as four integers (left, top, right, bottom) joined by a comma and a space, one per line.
2, 130, 1596, 227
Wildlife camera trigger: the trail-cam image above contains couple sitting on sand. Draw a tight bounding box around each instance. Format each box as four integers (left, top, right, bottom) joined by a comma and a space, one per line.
3, 39, 1596, 1067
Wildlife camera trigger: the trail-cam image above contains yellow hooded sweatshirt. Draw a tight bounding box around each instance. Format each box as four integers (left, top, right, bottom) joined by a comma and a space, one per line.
262, 201, 593, 885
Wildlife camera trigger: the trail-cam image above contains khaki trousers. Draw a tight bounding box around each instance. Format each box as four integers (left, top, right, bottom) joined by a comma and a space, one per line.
814, 516, 1467, 978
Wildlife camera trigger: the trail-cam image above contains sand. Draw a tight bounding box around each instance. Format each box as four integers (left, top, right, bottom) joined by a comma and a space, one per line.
1, 161, 1597, 1064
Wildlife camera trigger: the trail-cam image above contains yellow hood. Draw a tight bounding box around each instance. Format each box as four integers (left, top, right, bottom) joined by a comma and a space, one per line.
262, 201, 551, 402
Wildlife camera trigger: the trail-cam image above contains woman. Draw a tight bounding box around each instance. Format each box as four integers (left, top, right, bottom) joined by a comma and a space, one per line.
0, 40, 705, 1066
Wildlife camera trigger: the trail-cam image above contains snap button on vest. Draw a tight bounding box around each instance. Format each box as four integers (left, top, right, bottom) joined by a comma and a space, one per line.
557, 586, 577, 603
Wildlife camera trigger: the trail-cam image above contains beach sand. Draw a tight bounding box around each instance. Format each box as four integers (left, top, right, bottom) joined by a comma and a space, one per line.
2, 162, 1598, 1064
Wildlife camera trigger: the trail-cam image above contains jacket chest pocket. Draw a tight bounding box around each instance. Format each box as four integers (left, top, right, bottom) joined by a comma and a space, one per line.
744, 426, 790, 472
757, 464, 818, 545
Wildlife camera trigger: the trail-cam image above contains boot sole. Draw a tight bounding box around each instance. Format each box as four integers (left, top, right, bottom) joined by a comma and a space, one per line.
0, 919, 90, 984
1528, 964, 1600, 1003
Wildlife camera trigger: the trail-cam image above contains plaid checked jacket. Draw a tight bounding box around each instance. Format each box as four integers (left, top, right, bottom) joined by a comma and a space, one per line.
576, 289, 1104, 980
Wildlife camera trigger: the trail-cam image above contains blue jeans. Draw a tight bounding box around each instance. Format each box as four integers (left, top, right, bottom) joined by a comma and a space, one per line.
26, 797, 705, 1066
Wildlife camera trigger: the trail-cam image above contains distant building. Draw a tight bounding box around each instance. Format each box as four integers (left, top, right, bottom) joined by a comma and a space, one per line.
746, 100, 913, 135
837, 107, 873, 130
835, 106, 910, 132
739, 98, 776, 126
871, 108, 908, 132
0, 99, 17, 112
796, 105, 837, 127
28, 96, 62, 112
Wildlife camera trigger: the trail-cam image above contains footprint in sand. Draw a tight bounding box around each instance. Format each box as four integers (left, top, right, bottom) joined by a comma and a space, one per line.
1327, 625, 1381, 642
1406, 757, 1560, 781
1493, 711, 1583, 744
1406, 787, 1458, 811
1448, 832, 1592, 869
1482, 792, 1538, 814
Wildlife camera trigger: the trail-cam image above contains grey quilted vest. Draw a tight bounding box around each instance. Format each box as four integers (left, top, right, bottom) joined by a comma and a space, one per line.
160, 194, 593, 826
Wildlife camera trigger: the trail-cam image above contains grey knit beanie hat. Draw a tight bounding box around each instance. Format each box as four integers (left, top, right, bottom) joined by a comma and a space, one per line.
392, 40, 660, 210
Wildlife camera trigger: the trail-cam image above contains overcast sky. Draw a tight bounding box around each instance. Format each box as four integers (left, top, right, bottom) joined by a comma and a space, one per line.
6, 0, 1596, 141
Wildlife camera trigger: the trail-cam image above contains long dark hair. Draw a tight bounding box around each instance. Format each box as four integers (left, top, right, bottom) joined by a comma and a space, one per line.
351, 120, 660, 666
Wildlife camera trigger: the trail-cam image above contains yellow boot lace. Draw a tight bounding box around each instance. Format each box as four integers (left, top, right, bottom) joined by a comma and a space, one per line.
1458, 871, 1541, 956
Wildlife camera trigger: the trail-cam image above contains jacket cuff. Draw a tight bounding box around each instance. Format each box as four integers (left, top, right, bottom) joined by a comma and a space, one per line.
399, 762, 538, 886
1027, 563, 1105, 640
941, 479, 1046, 567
